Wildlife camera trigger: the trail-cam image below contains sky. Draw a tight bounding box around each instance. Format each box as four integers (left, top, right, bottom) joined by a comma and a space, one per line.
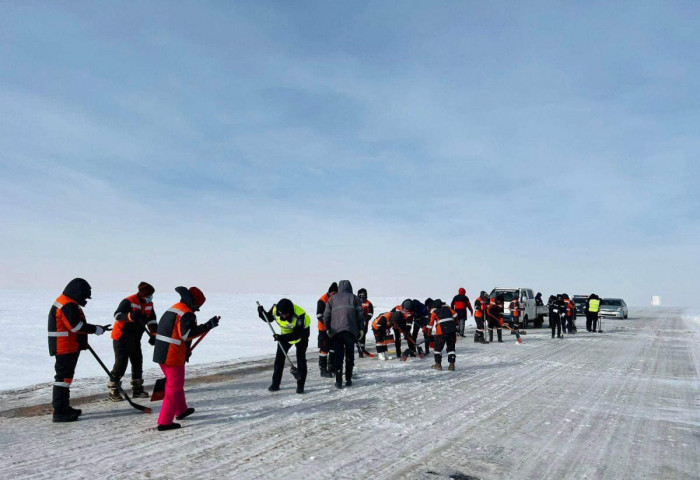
0, 1, 698, 306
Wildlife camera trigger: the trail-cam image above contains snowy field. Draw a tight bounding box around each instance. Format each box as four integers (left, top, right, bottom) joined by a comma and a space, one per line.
1, 306, 697, 479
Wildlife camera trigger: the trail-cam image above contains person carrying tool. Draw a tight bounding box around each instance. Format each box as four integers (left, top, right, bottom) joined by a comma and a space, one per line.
153, 286, 220, 431
258, 299, 310, 393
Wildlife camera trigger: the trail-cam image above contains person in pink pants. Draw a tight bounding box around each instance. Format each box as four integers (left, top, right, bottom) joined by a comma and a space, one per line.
152, 286, 220, 431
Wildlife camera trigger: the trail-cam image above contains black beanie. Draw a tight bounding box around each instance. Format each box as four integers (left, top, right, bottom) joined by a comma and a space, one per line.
328, 282, 338, 294
138, 282, 155, 297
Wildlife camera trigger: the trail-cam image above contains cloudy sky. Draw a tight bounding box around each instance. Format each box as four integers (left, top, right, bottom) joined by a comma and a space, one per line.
1, 1, 697, 305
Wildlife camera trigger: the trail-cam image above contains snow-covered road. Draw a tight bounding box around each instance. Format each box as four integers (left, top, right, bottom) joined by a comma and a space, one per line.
1, 308, 698, 479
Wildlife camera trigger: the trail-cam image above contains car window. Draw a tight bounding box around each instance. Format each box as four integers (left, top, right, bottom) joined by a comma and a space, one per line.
601, 299, 622, 306
527, 290, 534, 299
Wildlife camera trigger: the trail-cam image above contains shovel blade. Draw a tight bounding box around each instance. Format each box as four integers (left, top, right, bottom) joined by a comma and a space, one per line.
150, 378, 166, 402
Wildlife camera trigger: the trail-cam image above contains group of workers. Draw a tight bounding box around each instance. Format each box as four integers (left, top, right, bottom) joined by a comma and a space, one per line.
47, 278, 604, 430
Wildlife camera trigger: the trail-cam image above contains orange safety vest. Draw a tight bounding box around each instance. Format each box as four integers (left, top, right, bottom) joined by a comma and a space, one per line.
510, 299, 521, 318
474, 298, 486, 318
48, 295, 86, 356
429, 307, 458, 336
372, 312, 391, 331
153, 302, 203, 367
317, 293, 330, 332
111, 293, 155, 341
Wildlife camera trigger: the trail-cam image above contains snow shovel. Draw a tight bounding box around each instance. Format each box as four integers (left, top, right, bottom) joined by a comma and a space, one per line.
393, 324, 425, 359
150, 331, 209, 402
501, 323, 523, 344
86, 343, 152, 414
598, 316, 603, 333
256, 302, 301, 380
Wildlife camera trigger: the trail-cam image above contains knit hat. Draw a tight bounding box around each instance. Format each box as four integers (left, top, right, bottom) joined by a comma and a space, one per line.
328, 282, 338, 294
459, 287, 466, 295
138, 282, 155, 298
189, 287, 206, 307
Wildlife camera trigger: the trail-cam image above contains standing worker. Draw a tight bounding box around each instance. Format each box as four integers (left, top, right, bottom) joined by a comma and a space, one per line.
428, 300, 458, 371
586, 294, 601, 332
323, 280, 364, 388
108, 282, 158, 401
549, 294, 564, 339
486, 296, 504, 343
153, 286, 220, 431
357, 288, 373, 356
316, 282, 338, 377
473, 291, 489, 344
258, 299, 310, 393
451, 288, 474, 337
509, 293, 522, 334
48, 278, 112, 422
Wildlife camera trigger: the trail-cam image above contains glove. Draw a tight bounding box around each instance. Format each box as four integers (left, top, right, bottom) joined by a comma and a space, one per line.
204, 316, 220, 331
148, 335, 156, 346
94, 325, 111, 335
273, 333, 281, 342
257, 305, 266, 320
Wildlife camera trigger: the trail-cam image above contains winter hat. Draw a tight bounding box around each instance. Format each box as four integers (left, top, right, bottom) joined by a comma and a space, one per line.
458, 287, 466, 295
431, 299, 443, 309
277, 298, 294, 316
358, 288, 367, 297
401, 299, 414, 312
328, 282, 338, 294
138, 282, 155, 298
188, 287, 206, 307
424, 298, 433, 309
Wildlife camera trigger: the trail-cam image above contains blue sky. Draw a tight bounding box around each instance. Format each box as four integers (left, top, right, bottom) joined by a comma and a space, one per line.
1, 1, 698, 305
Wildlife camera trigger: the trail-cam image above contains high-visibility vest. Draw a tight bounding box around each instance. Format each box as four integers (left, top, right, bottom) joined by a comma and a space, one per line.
48, 295, 87, 356
589, 299, 600, 313
317, 293, 330, 332
153, 302, 200, 367
111, 294, 155, 341
510, 300, 521, 317
271, 304, 310, 345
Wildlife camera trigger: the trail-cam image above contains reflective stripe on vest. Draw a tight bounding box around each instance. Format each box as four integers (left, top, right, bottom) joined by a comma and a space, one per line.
48, 331, 69, 337
589, 299, 600, 313
156, 334, 182, 345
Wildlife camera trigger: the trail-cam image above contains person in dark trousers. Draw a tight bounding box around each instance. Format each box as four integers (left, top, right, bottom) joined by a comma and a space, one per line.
323, 280, 364, 388
549, 294, 564, 339
410, 299, 431, 355
486, 296, 504, 343
153, 286, 220, 431
428, 300, 458, 370
357, 288, 374, 356
371, 312, 395, 360
451, 288, 474, 337
316, 282, 338, 377
585, 294, 601, 332
258, 299, 310, 393
108, 281, 158, 401
562, 294, 575, 334
473, 291, 489, 343
48, 278, 112, 422
391, 299, 415, 358
535, 292, 545, 327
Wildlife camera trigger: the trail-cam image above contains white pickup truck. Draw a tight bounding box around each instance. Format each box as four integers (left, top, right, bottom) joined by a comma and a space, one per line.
489, 288, 548, 328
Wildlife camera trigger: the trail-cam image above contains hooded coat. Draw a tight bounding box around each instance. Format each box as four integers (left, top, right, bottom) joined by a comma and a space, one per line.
323, 280, 364, 339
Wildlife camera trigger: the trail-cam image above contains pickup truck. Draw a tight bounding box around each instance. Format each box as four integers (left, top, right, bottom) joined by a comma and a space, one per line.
489, 288, 548, 328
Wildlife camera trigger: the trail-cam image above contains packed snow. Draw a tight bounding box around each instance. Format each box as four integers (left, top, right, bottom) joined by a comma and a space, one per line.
1, 304, 698, 479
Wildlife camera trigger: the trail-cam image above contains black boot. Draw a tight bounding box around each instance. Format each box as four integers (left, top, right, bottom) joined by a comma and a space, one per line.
176, 407, 195, 420
157, 423, 181, 431
296, 380, 305, 394
335, 370, 343, 389
52, 385, 78, 422
131, 378, 149, 398
345, 365, 353, 387
489, 329, 494, 343
474, 331, 480, 343
497, 329, 503, 343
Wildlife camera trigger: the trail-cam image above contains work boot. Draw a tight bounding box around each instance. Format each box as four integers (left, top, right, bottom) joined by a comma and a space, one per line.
67, 406, 82, 416
432, 363, 442, 371
108, 381, 124, 402
335, 371, 343, 389
448, 363, 455, 371
157, 423, 181, 431
558, 334, 563, 339
497, 330, 503, 343
345, 365, 353, 387
131, 379, 149, 398
489, 329, 494, 343
296, 380, 305, 394
268, 384, 280, 392
176, 408, 195, 420
52, 411, 79, 423
474, 331, 480, 343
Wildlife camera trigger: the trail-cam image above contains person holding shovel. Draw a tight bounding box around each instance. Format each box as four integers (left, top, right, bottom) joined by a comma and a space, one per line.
153, 286, 220, 431
257, 299, 310, 394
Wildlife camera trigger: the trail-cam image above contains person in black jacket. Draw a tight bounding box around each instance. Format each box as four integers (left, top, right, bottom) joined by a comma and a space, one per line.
549, 294, 564, 339
48, 278, 111, 422
451, 288, 474, 337
108, 282, 158, 401
323, 280, 364, 388
357, 288, 374, 356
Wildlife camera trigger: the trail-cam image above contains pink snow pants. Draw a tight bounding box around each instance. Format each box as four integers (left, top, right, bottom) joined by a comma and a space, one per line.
157, 364, 188, 426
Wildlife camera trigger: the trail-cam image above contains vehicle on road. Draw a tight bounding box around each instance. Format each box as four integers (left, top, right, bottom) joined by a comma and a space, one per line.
489, 288, 545, 328
573, 295, 589, 315
600, 298, 629, 319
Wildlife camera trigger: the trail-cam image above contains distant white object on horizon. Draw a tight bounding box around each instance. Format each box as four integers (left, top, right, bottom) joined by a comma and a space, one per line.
651, 296, 661, 306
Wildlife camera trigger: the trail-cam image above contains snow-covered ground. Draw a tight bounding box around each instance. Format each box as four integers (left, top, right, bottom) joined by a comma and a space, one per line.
1, 306, 697, 479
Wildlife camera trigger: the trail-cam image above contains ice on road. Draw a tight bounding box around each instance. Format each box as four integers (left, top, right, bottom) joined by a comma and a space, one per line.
1, 308, 698, 479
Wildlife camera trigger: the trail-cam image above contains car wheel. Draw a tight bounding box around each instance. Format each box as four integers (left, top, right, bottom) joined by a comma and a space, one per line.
523, 316, 529, 329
